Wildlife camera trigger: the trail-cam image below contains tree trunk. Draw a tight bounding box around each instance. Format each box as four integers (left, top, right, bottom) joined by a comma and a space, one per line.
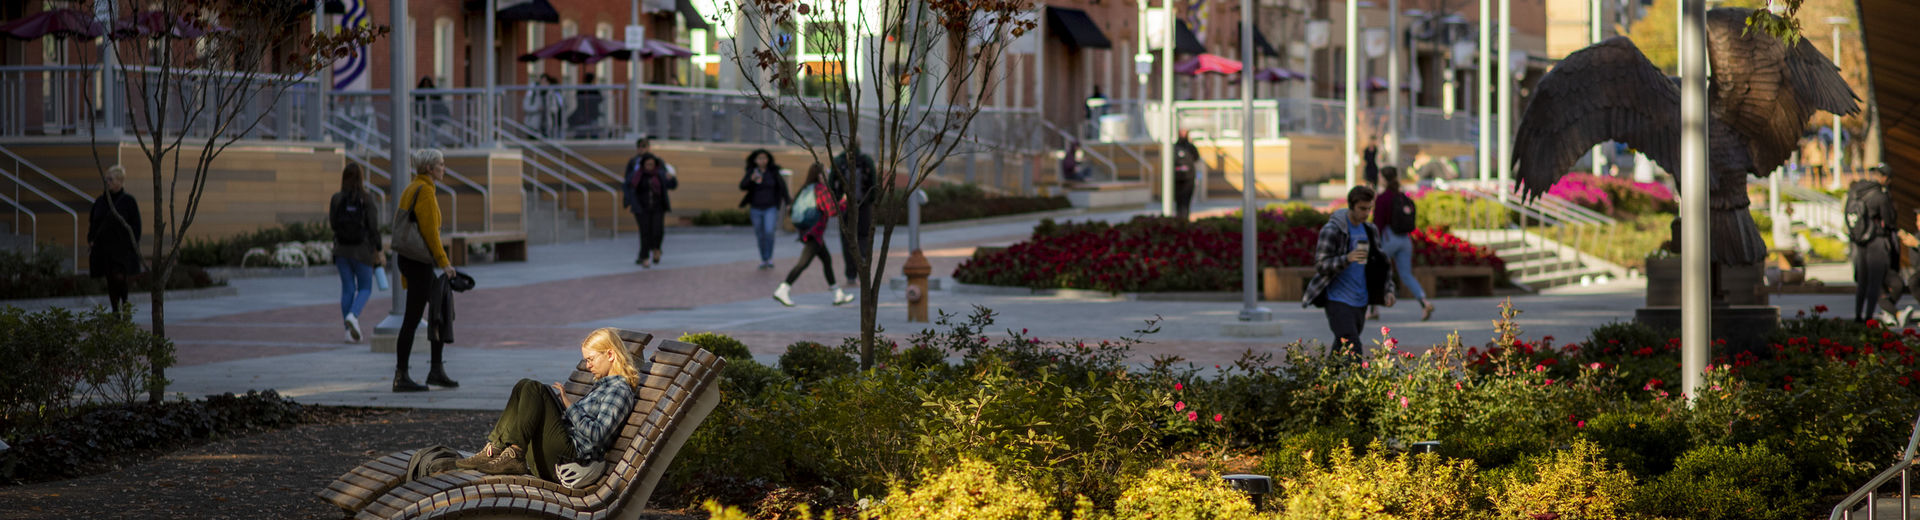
148, 170, 166, 405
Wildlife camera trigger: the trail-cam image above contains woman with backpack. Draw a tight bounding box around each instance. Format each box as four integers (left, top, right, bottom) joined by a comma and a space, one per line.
773, 163, 854, 307
739, 149, 791, 270
1848, 164, 1899, 323
330, 164, 384, 343
1371, 169, 1435, 321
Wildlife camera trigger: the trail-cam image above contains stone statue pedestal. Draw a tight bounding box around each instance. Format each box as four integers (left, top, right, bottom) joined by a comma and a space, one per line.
1635, 258, 1779, 353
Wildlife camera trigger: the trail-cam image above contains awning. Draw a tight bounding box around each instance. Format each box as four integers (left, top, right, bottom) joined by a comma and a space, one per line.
1236, 26, 1279, 57
1047, 7, 1111, 49
677, 0, 709, 31
463, 0, 560, 24
1175, 54, 1242, 76
1174, 20, 1205, 54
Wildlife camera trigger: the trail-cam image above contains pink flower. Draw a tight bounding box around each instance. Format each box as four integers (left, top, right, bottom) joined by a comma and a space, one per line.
1175, 401, 1186, 412
1576, 420, 1586, 428
1544, 379, 1555, 386
1384, 338, 1400, 350
1589, 362, 1603, 370
1454, 381, 1463, 390
1213, 413, 1223, 422
1187, 411, 1199, 421
1381, 326, 1392, 336
1535, 364, 1548, 372
1399, 396, 1409, 408
1362, 361, 1370, 369
1174, 382, 1184, 392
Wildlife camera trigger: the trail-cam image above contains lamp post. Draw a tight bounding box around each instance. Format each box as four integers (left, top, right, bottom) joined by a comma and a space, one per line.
483, 0, 495, 147
376, 0, 412, 340
1679, 0, 1708, 403
1589, 0, 1606, 177
1239, 0, 1271, 323
1385, 0, 1399, 168
1476, 0, 1490, 182
1496, 0, 1511, 202
1162, 0, 1176, 217
1344, 0, 1359, 188
1826, 16, 1848, 190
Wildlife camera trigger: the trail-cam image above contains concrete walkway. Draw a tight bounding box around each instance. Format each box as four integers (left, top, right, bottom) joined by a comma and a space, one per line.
20, 201, 1863, 410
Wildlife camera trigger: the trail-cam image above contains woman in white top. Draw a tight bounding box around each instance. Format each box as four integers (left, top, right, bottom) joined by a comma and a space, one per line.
523, 74, 564, 138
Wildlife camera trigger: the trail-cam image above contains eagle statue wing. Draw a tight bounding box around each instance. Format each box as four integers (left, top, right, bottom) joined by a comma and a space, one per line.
1511, 37, 1680, 200
1705, 7, 1860, 176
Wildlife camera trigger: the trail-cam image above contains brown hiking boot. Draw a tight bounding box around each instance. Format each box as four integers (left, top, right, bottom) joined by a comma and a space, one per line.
476, 445, 530, 475
453, 443, 497, 470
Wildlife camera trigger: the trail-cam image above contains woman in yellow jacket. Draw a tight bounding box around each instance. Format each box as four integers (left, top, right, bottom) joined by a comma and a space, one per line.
393, 149, 461, 392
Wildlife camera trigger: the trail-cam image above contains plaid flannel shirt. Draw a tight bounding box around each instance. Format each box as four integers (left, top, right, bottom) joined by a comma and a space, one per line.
1302, 209, 1395, 307
563, 375, 637, 462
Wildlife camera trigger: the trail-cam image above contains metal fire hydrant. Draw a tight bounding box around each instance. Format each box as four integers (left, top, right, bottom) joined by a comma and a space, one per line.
904, 189, 931, 322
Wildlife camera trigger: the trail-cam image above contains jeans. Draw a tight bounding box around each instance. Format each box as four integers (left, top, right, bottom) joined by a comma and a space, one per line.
633, 210, 666, 260
1379, 230, 1427, 301
486, 379, 578, 481
1324, 301, 1368, 357
336, 257, 375, 319
749, 206, 781, 262
785, 238, 837, 286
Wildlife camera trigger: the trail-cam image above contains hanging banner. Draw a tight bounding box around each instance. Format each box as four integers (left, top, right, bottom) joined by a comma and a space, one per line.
1187, 0, 1209, 46
1451, 39, 1476, 69
1364, 28, 1387, 58
332, 0, 371, 91
1306, 19, 1329, 49
1145, 8, 1168, 50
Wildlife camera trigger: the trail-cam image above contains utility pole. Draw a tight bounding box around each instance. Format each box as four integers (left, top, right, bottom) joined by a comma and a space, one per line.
1239, 0, 1271, 323
376, 0, 412, 340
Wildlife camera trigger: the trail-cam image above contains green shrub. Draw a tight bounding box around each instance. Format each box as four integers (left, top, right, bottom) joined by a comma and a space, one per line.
1633, 444, 1811, 520
1490, 440, 1636, 520
778, 341, 858, 384
1256, 427, 1374, 483
864, 458, 1061, 520
1415, 191, 1514, 230
0, 305, 174, 428
1580, 407, 1690, 477
1259, 202, 1329, 231
0, 390, 296, 484
890, 344, 948, 371
1277, 442, 1486, 520
1112, 466, 1255, 520
175, 221, 333, 267
692, 209, 753, 226
1583, 321, 1670, 356
0, 248, 221, 300
720, 360, 790, 400
679, 332, 753, 361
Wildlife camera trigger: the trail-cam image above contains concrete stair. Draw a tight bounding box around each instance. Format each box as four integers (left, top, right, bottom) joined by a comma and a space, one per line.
1455, 229, 1632, 291
524, 191, 590, 245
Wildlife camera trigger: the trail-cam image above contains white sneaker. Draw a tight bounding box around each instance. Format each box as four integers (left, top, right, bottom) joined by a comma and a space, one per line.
345, 314, 363, 343
832, 286, 855, 306
773, 283, 795, 307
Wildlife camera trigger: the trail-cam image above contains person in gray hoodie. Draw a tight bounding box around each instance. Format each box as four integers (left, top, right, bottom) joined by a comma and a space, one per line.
1302, 185, 1398, 356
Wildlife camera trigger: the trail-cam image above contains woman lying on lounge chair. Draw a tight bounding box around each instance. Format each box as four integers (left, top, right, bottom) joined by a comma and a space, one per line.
456, 329, 638, 481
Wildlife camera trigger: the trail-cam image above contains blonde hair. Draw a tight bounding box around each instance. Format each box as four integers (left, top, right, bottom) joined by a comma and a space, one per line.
105, 165, 126, 182
583, 329, 642, 390
410, 148, 444, 175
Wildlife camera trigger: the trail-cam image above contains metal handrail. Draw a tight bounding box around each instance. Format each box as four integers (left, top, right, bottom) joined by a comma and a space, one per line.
1035, 119, 1115, 183
327, 115, 486, 234
0, 191, 36, 256
0, 146, 94, 204
495, 128, 614, 240
497, 117, 621, 185
1112, 142, 1157, 187
0, 166, 78, 272
1830, 411, 1920, 520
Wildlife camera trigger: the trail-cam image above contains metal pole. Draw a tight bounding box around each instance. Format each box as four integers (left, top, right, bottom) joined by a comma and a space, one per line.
377, 0, 413, 335
1477, 0, 1491, 182
1829, 22, 1843, 189
1162, 1, 1175, 216
1386, 0, 1399, 168
1344, 0, 1359, 187
1589, 0, 1606, 177
1771, 167, 1787, 247
483, 0, 495, 147
1240, 0, 1271, 322
1679, 0, 1708, 403
1496, 0, 1511, 203
631, 0, 643, 138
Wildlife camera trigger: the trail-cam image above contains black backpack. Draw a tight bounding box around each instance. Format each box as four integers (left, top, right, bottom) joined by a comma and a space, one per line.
1390, 193, 1418, 234
1845, 181, 1887, 244
332, 192, 371, 246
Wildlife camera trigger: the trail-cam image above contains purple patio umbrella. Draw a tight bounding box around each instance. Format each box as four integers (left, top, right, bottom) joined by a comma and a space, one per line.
519, 35, 632, 65
111, 11, 222, 40
0, 8, 106, 40
635, 39, 693, 59
1253, 68, 1306, 82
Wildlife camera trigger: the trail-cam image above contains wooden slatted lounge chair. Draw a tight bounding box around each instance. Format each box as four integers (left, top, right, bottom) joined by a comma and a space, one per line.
317, 329, 726, 519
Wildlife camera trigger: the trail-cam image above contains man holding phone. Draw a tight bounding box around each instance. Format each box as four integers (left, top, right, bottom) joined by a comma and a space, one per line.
1302, 185, 1397, 356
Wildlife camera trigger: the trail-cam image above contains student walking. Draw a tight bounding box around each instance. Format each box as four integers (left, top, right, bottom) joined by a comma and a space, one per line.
739, 149, 791, 269
87, 165, 141, 315
623, 139, 677, 268
1848, 164, 1899, 322
330, 164, 384, 343
1370, 169, 1435, 321
773, 163, 855, 307
392, 149, 461, 392
1303, 185, 1398, 356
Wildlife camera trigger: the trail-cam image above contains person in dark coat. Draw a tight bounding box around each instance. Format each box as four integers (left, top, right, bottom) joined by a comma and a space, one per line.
1362, 138, 1381, 188
1172, 130, 1200, 221
830, 148, 877, 289
329, 164, 384, 343
739, 149, 792, 270
88, 165, 141, 315
1851, 164, 1899, 322
624, 139, 677, 268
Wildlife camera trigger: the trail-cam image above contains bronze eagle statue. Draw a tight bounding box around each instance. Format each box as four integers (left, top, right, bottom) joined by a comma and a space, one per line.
1511, 7, 1860, 266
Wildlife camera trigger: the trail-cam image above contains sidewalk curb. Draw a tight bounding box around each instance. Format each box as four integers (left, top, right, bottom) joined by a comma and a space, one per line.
2, 285, 241, 311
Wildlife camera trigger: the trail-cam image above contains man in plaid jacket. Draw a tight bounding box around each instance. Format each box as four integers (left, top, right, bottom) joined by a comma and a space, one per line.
1303, 186, 1397, 356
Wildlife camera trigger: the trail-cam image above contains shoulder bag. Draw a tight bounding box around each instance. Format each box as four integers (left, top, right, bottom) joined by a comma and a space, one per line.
391, 185, 436, 263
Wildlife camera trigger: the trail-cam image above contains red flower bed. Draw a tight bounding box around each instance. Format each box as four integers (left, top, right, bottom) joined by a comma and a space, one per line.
953, 214, 1504, 293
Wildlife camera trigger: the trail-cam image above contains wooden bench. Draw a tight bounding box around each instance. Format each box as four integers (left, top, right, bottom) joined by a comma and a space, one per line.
1261, 264, 1498, 302
446, 231, 528, 267
317, 329, 727, 519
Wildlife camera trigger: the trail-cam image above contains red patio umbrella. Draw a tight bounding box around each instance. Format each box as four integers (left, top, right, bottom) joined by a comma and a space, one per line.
635, 39, 693, 59
519, 35, 632, 65
111, 11, 222, 40
1174, 54, 1243, 76
0, 8, 106, 40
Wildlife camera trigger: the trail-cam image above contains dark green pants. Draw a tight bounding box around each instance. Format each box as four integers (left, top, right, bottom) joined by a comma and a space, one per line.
486, 379, 577, 481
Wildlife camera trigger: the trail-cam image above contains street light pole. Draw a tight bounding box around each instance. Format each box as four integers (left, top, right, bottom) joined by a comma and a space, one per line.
377, 0, 412, 336
1476, 0, 1490, 182
1827, 17, 1846, 189
1385, 0, 1399, 168
483, 0, 495, 147
1162, 1, 1176, 217
1589, 0, 1606, 177
1344, 0, 1358, 188
1679, 0, 1708, 403
1239, 0, 1271, 323
1496, 0, 1511, 202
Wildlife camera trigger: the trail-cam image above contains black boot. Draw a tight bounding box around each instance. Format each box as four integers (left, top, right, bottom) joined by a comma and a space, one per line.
426, 362, 460, 388
393, 367, 429, 392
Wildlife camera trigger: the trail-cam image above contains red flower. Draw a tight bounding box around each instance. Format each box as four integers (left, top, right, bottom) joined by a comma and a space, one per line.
1213, 413, 1224, 422
1187, 411, 1199, 421
1814, 305, 1830, 314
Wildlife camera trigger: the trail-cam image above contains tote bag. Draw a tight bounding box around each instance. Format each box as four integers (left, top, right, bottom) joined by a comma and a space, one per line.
391, 186, 436, 263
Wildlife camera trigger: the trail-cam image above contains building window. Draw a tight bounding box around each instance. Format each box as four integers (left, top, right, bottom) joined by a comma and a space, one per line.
434, 18, 454, 88
561, 20, 577, 83
596, 23, 614, 84
526, 23, 545, 81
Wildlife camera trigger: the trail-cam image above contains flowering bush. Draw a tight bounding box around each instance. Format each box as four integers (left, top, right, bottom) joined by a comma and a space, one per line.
1548, 173, 1677, 218
953, 214, 1503, 293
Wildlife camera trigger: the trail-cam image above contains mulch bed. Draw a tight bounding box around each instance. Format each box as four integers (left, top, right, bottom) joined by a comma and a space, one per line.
0, 406, 700, 520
